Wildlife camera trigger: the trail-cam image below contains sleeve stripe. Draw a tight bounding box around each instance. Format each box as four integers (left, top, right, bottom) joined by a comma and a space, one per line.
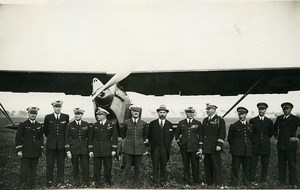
112, 145, 118, 148
65, 145, 70, 148
16, 145, 22, 149
199, 142, 203, 145
217, 139, 225, 143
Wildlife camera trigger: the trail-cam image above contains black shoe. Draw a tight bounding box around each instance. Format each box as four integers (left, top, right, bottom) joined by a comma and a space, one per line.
46, 181, 53, 188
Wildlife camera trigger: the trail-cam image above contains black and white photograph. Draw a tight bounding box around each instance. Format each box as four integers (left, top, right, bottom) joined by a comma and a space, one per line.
0, 0, 300, 189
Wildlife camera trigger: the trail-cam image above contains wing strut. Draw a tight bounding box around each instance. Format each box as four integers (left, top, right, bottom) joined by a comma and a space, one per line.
222, 75, 266, 118
0, 103, 14, 125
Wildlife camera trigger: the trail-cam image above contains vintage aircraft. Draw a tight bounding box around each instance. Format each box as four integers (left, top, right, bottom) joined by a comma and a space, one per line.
1, 67, 300, 131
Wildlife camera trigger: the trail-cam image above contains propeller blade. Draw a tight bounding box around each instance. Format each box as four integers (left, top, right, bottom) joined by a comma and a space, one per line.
92, 70, 131, 100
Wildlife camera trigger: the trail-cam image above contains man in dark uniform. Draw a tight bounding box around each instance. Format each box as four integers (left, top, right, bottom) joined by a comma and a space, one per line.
249, 102, 273, 184
199, 104, 226, 186
228, 107, 253, 186
148, 105, 175, 187
121, 105, 148, 186
88, 107, 118, 187
44, 100, 69, 187
175, 107, 201, 186
15, 107, 43, 190
65, 108, 90, 187
274, 102, 300, 187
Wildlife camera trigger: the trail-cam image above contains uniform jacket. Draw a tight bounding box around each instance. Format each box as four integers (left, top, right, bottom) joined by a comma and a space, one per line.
88, 120, 118, 157
249, 116, 273, 154
121, 118, 148, 155
15, 119, 44, 158
228, 121, 253, 157
148, 119, 175, 160
274, 114, 300, 150
65, 120, 90, 155
200, 115, 226, 154
175, 118, 201, 152
44, 113, 69, 150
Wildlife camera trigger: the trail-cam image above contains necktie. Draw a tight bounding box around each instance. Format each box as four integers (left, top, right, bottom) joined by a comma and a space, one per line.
160, 120, 163, 127
56, 114, 59, 120
134, 119, 137, 125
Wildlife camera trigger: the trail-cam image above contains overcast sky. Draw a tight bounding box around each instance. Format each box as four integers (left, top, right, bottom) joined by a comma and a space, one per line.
0, 1, 299, 72
0, 1, 299, 119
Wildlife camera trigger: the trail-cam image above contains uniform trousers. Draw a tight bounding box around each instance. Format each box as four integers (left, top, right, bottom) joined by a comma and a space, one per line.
94, 157, 112, 185
231, 155, 251, 186
278, 150, 297, 185
250, 153, 270, 182
46, 149, 65, 184
19, 157, 39, 187
71, 154, 89, 185
124, 154, 143, 184
180, 149, 199, 184
204, 153, 222, 185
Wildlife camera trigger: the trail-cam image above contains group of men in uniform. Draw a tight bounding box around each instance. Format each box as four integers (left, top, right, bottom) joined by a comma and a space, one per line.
15, 99, 300, 189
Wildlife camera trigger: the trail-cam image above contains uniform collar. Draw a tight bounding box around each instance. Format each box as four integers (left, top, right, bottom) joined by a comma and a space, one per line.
284, 114, 290, 119
259, 115, 265, 120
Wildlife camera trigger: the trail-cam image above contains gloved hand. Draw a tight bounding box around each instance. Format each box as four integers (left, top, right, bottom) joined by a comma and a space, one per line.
89, 152, 94, 158
112, 151, 116, 157
216, 146, 221, 151
17, 151, 22, 158
66, 151, 72, 159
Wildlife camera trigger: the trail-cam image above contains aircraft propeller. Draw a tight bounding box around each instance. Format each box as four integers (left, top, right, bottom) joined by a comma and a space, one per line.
92, 70, 131, 100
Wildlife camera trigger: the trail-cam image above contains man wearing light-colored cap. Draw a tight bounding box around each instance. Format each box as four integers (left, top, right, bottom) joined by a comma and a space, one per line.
121, 105, 148, 187
274, 102, 300, 187
15, 107, 43, 189
175, 106, 201, 186
200, 104, 226, 186
65, 108, 90, 187
249, 102, 273, 184
44, 100, 69, 187
88, 107, 118, 187
228, 106, 253, 186
148, 105, 175, 187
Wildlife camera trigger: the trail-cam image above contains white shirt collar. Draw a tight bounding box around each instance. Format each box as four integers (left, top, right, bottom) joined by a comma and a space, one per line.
240, 120, 246, 125
29, 119, 35, 124
159, 119, 165, 125
132, 117, 139, 123
259, 115, 265, 120
284, 115, 290, 119
209, 114, 216, 120
54, 113, 61, 119
186, 118, 193, 123
99, 119, 107, 125
76, 120, 81, 125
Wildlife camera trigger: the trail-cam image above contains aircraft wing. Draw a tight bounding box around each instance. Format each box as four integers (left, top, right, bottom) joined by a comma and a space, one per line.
0, 68, 300, 96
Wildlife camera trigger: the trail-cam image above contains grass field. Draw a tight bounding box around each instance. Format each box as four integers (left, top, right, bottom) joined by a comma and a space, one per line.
1, 116, 300, 189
